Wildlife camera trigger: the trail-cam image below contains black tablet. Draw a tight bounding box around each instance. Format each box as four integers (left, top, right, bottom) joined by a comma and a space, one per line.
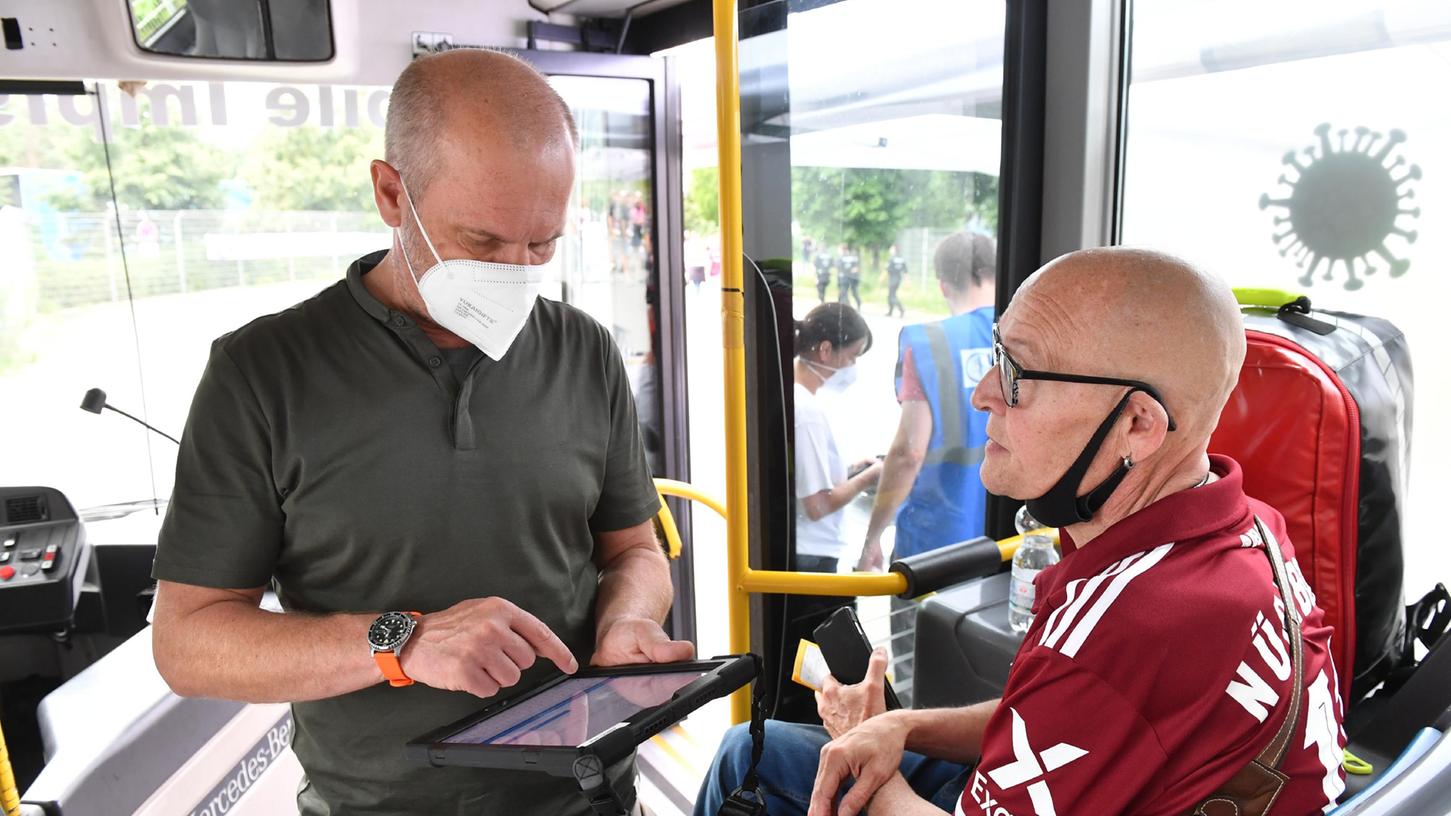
405, 656, 755, 778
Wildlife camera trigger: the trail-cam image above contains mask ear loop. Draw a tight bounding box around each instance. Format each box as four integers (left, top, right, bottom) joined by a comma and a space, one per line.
397, 175, 447, 270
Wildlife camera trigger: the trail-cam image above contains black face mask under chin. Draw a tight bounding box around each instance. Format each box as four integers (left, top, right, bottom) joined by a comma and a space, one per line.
1024, 391, 1138, 529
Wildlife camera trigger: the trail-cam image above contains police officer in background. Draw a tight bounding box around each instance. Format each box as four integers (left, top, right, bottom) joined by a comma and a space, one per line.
836, 244, 862, 310
813, 243, 835, 303
883, 244, 908, 318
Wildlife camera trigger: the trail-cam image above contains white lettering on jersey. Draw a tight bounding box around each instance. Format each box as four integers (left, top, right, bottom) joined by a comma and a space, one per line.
1040, 543, 1173, 658
976, 708, 1089, 816
1305, 668, 1347, 812
961, 347, 993, 388
1250, 610, 1292, 682
1226, 660, 1281, 723
1284, 556, 1317, 618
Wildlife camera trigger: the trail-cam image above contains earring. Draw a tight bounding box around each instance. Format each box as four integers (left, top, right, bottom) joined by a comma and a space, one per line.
1122, 455, 1135, 470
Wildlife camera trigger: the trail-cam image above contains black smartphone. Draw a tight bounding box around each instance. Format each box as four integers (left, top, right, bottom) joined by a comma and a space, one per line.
812, 606, 902, 710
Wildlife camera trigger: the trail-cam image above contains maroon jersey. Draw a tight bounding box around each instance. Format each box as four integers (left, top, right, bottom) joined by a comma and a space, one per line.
957, 456, 1346, 816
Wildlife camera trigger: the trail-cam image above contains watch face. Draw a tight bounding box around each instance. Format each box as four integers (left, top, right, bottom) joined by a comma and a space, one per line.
368, 611, 414, 651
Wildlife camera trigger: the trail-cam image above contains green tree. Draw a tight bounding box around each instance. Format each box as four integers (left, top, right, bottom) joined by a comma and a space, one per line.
684, 166, 719, 235
242, 126, 383, 211
44, 121, 232, 211
793, 167, 910, 268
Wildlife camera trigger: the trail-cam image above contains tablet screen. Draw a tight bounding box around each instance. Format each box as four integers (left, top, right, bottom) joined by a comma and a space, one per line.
441, 670, 706, 747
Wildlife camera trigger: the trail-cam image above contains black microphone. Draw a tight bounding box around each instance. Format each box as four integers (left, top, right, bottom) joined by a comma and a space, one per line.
81, 388, 181, 446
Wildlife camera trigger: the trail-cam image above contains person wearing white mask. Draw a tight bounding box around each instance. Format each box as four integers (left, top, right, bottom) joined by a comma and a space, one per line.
148, 50, 689, 816
794, 303, 884, 573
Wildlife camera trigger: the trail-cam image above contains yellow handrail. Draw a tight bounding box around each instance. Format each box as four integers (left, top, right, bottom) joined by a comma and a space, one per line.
712, 0, 754, 724
655, 478, 728, 520
1, 718, 21, 816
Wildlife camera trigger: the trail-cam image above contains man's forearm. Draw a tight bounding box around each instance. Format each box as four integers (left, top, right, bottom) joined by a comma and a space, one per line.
595, 546, 673, 635
868, 773, 948, 815
865, 449, 924, 541
153, 600, 383, 703
897, 700, 999, 764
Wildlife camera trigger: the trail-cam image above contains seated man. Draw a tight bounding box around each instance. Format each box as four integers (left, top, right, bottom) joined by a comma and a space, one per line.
697, 248, 1347, 816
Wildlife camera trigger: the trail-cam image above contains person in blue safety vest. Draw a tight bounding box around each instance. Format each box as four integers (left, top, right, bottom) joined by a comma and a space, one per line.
856, 231, 995, 698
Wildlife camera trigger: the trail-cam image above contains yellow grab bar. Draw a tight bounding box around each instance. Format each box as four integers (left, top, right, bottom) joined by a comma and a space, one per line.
654, 478, 728, 520
1, 717, 21, 816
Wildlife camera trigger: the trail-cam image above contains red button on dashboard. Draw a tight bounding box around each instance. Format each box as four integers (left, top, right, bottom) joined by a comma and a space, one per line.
0, 566, 14, 581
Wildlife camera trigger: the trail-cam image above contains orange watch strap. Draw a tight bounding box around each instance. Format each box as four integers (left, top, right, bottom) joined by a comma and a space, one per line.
375, 611, 422, 688
375, 651, 412, 687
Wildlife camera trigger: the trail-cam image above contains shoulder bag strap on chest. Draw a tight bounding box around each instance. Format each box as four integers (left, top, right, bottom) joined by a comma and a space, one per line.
1187, 515, 1305, 816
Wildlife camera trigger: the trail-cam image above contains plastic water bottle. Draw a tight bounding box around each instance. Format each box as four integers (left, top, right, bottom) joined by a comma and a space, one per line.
1009, 506, 1060, 634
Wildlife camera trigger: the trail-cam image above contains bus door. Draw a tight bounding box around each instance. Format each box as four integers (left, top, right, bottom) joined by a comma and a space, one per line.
516, 51, 695, 647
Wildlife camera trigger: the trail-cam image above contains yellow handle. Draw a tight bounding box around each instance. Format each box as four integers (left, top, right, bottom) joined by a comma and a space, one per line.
654, 486, 683, 560
1, 718, 21, 816
1233, 287, 1305, 310
1342, 748, 1375, 776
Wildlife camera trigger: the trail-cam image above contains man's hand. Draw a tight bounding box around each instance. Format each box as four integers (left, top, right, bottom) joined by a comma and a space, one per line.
856, 536, 885, 572
592, 616, 695, 666
808, 710, 911, 816
400, 597, 578, 699
817, 648, 889, 739
851, 459, 884, 487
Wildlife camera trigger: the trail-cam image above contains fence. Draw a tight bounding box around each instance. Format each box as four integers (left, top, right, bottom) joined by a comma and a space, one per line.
23, 210, 389, 311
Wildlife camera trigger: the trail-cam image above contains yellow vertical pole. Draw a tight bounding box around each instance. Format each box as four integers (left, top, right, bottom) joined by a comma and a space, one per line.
711, 0, 753, 724
1, 720, 21, 816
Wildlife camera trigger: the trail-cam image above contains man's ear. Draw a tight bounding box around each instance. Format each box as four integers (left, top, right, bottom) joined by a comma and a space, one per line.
1125, 391, 1171, 461
372, 160, 405, 229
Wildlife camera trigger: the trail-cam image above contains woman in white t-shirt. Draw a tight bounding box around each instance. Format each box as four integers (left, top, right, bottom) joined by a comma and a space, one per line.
794, 303, 883, 573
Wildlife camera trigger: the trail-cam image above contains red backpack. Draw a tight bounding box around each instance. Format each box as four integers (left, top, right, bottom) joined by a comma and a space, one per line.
1209, 295, 1415, 705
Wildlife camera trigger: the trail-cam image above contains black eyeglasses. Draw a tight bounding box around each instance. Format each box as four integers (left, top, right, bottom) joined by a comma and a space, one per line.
991, 324, 1177, 432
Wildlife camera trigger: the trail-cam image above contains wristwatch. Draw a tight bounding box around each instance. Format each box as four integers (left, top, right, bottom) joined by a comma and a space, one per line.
368, 610, 422, 687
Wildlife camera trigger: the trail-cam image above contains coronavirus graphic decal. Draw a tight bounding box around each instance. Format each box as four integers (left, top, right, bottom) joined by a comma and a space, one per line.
1260, 123, 1421, 290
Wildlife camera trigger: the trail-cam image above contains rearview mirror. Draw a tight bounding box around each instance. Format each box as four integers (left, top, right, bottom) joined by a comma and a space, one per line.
128, 0, 333, 62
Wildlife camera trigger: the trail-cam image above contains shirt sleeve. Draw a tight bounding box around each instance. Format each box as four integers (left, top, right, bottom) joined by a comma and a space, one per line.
153, 340, 284, 589
966, 651, 1169, 816
587, 331, 662, 533
896, 346, 927, 402
794, 411, 836, 499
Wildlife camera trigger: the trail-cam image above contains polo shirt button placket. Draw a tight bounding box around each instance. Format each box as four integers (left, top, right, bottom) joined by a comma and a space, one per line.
428, 356, 443, 369
391, 314, 408, 328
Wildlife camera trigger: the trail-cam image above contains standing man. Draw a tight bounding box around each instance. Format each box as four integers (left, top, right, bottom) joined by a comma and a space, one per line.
149, 50, 691, 816
858, 232, 995, 573
836, 243, 862, 309
813, 242, 835, 303
883, 244, 908, 317
857, 232, 994, 696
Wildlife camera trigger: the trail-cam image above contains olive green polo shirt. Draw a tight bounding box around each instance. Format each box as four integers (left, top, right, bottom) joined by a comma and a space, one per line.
153, 250, 661, 815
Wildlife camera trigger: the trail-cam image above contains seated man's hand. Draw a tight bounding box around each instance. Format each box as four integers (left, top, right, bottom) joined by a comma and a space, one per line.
401, 597, 578, 699
591, 615, 695, 667
817, 647, 889, 739
809, 710, 910, 816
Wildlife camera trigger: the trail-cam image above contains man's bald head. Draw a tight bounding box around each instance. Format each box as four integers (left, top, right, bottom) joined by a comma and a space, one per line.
385, 50, 578, 196
1012, 247, 1245, 441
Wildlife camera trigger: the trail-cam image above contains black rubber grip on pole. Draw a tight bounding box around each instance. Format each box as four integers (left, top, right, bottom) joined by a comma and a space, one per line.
889, 536, 1003, 599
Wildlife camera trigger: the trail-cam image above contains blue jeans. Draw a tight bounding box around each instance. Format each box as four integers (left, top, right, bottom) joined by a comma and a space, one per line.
693, 721, 971, 816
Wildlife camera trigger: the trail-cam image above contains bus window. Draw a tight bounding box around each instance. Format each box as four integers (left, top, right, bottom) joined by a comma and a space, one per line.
0, 81, 388, 510
1120, 1, 1451, 599
777, 0, 1006, 708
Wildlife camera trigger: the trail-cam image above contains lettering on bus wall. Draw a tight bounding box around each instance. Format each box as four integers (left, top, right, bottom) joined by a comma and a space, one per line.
0, 81, 390, 140
188, 712, 295, 816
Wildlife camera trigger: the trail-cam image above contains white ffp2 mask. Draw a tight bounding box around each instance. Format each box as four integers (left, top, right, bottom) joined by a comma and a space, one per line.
397, 178, 547, 360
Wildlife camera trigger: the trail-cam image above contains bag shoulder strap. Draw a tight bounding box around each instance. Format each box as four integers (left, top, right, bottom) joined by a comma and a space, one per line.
1188, 516, 1306, 816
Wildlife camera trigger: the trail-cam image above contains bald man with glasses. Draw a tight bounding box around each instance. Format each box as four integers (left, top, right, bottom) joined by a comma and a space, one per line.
696, 248, 1345, 816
